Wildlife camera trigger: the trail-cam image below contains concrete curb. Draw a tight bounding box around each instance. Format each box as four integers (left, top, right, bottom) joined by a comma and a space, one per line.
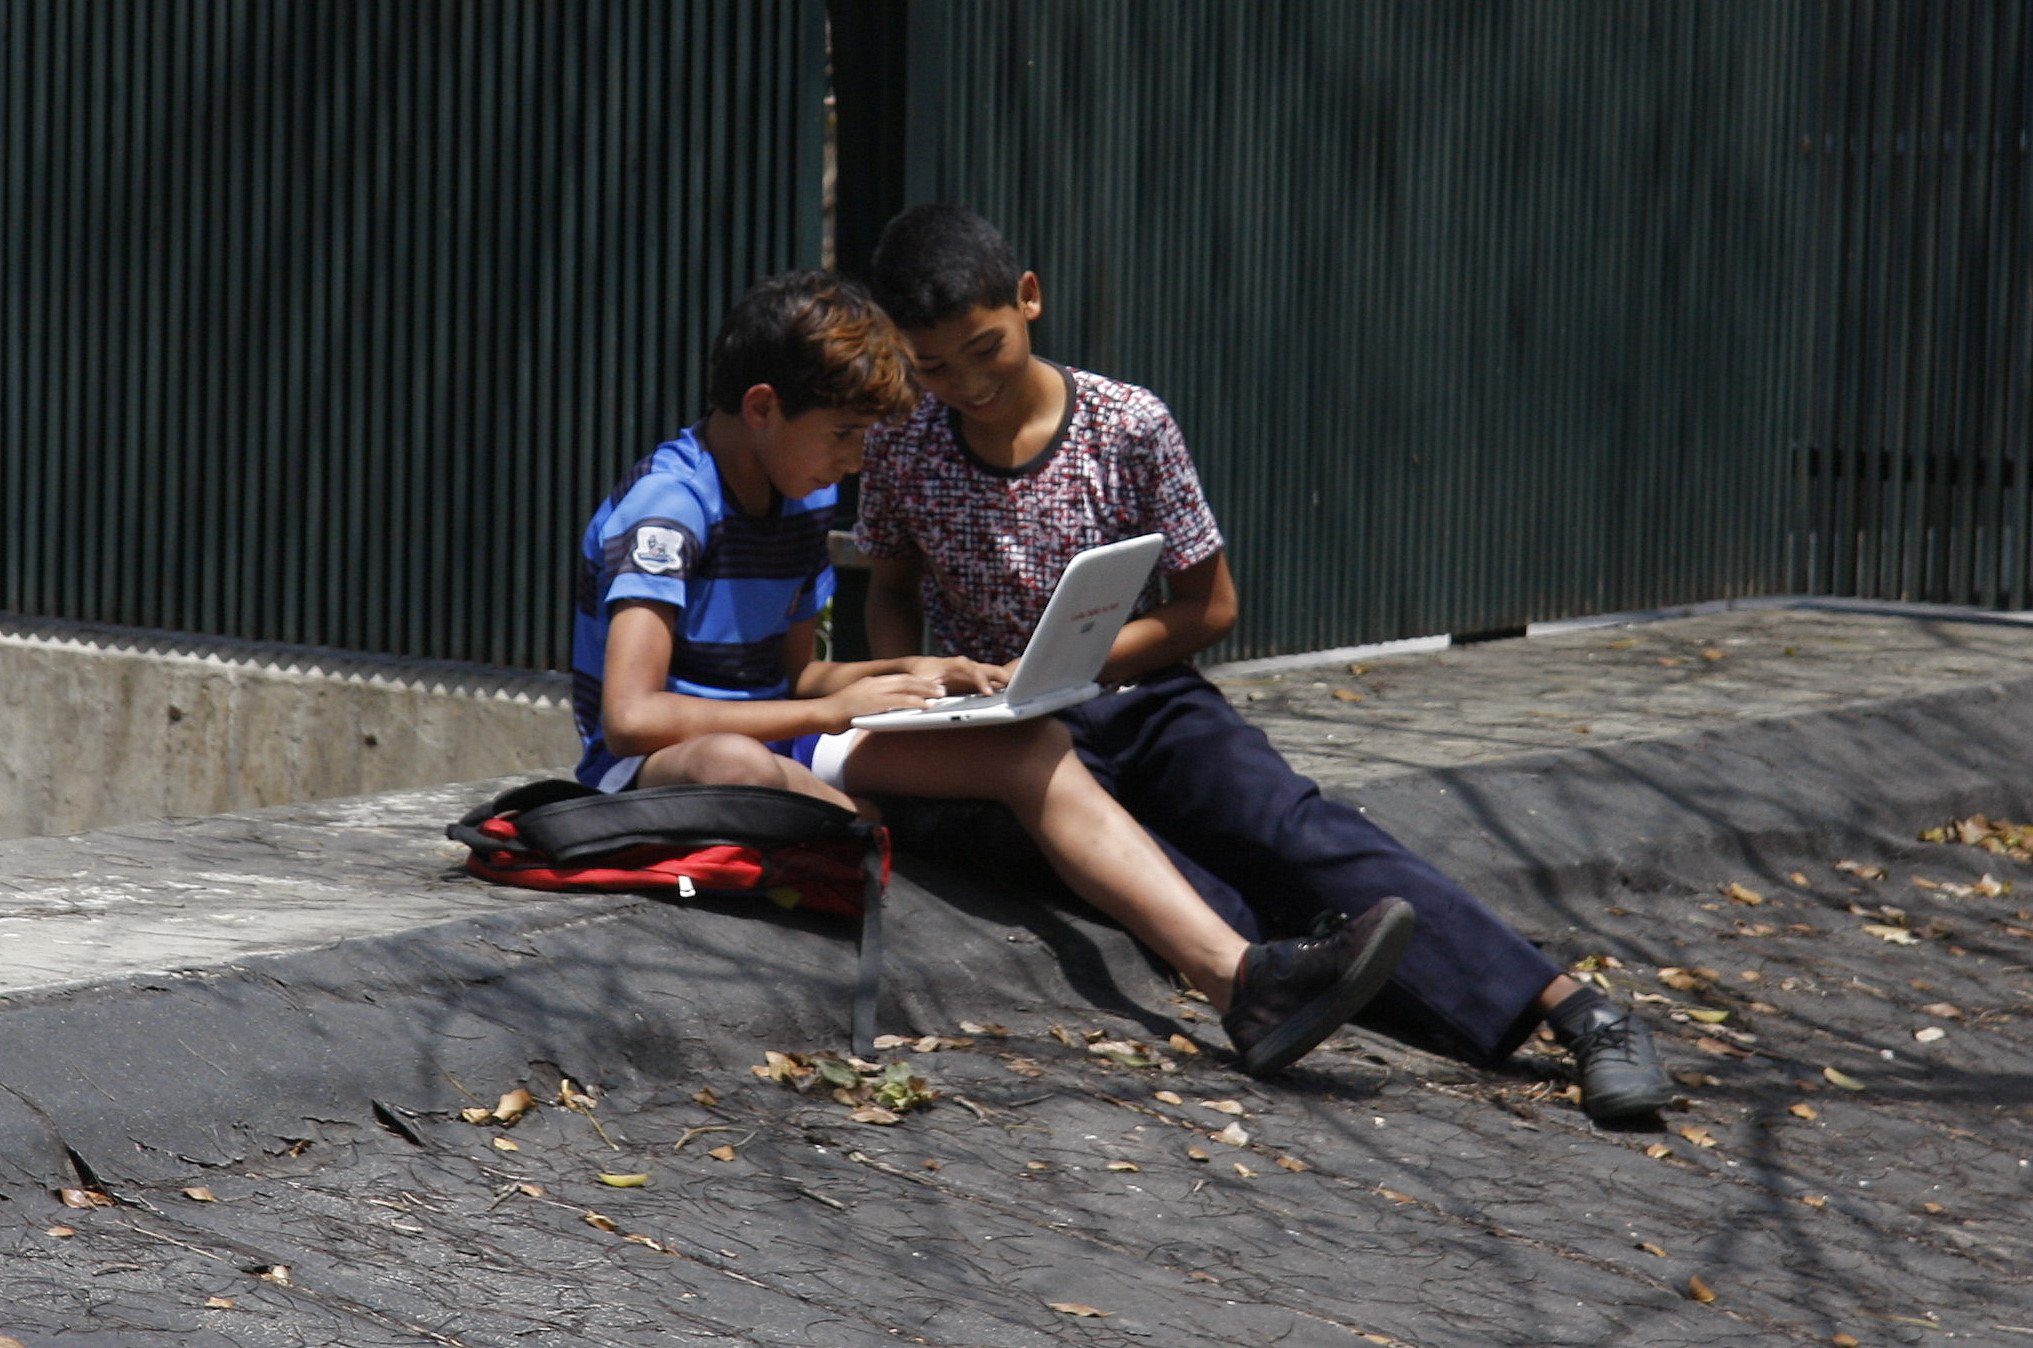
7, 670, 2033, 1192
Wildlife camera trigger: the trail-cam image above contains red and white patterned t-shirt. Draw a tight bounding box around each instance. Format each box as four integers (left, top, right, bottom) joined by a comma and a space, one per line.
855, 364, 1224, 665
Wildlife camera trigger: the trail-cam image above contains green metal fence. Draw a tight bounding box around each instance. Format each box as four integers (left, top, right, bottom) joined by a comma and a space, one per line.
5, 1, 2027, 668
841, 1, 1817, 657
1793, 0, 2032, 606
2, 0, 826, 668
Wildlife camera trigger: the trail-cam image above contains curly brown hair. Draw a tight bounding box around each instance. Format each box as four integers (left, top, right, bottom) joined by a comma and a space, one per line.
706, 270, 918, 421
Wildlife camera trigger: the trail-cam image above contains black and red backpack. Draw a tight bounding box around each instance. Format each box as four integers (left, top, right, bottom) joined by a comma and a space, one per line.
448, 779, 891, 1052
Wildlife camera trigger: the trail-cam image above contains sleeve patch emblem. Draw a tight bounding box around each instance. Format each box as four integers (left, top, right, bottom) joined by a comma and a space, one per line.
631, 525, 687, 576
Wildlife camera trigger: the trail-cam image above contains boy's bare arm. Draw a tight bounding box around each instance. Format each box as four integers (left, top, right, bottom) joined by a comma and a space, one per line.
783, 618, 1004, 699
1101, 551, 1239, 684
863, 554, 928, 660
601, 601, 947, 748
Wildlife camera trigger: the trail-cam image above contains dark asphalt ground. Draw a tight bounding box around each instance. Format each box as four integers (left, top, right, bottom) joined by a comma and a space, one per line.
4, 607, 2033, 1345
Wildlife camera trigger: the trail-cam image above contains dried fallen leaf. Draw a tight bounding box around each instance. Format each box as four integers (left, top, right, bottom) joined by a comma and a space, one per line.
1153, 1090, 1184, 1106
692, 1086, 719, 1107
558, 1079, 598, 1110
183, 1187, 216, 1203
1913, 1026, 1946, 1043
46, 1225, 75, 1238
1676, 1124, 1719, 1149
1919, 1001, 1965, 1020
583, 1211, 620, 1233
204, 1296, 236, 1310
1721, 882, 1765, 906
1637, 1242, 1668, 1258
1800, 1194, 1828, 1208
622, 1233, 670, 1252
1701, 647, 1726, 662
871, 1034, 911, 1050
1658, 967, 1709, 992
1973, 873, 2011, 898
1167, 1034, 1200, 1055
958, 1020, 1008, 1036
1186, 1146, 1210, 1162
849, 1105, 902, 1126
1696, 1036, 1748, 1058
1275, 1154, 1310, 1173
493, 1088, 536, 1124
1922, 1201, 1945, 1215
1106, 1160, 1140, 1173
459, 1106, 494, 1125
1789, 1103, 1819, 1121
1233, 1162, 1257, 1178
1823, 1066, 1867, 1091
1687, 1274, 1716, 1303
1685, 1008, 1730, 1024
1003, 1056, 1044, 1078
1025, 1160, 1050, 1171
1211, 1122, 1250, 1148
597, 1172, 650, 1187
1088, 1039, 1156, 1068
1048, 1303, 1112, 1318
1198, 1099, 1246, 1116
515, 1183, 544, 1198
58, 1188, 114, 1210
1377, 1187, 1416, 1204
1331, 687, 1363, 702
1645, 1144, 1673, 1159
1050, 1025, 1079, 1049
1788, 871, 1811, 888
1862, 923, 1919, 945
256, 1264, 293, 1286
492, 1137, 519, 1152
1833, 1334, 1860, 1348
707, 1145, 737, 1163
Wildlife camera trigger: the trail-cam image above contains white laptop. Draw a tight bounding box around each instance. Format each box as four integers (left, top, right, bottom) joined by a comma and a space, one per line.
852, 533, 1165, 731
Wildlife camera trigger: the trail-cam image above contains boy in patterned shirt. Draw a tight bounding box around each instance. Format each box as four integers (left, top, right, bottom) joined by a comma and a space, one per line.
857, 206, 1671, 1120
574, 268, 1413, 1078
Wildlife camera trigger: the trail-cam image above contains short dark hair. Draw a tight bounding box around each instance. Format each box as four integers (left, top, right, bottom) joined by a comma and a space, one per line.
705, 270, 917, 420
868, 204, 1023, 330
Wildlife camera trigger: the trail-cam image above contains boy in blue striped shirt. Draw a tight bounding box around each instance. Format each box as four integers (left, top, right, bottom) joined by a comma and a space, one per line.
570, 269, 1413, 1077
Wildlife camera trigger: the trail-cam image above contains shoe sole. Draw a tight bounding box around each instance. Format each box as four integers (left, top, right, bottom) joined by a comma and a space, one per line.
1240, 900, 1416, 1078
1582, 1081, 1674, 1121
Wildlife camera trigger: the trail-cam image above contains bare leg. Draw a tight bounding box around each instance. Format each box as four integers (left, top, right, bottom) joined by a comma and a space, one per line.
841, 720, 1250, 1009
638, 733, 859, 813
1533, 974, 1585, 1017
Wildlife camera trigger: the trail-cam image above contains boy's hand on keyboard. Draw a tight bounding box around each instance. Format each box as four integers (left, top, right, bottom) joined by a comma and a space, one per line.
904, 655, 1007, 696
822, 673, 946, 732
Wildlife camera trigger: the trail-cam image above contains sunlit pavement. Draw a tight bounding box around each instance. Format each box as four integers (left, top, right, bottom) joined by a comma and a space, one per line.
3, 605, 2031, 1345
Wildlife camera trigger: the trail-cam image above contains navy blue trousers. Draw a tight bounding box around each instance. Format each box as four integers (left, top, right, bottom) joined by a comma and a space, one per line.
1054, 666, 1559, 1063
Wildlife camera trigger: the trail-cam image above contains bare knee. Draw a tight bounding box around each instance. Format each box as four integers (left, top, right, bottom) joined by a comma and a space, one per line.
640, 734, 785, 789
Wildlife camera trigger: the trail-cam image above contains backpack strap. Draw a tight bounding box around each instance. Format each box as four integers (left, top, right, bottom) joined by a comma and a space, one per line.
852, 832, 888, 1058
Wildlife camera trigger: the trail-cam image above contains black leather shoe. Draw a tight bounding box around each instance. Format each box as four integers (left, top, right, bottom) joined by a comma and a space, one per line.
1567, 1005, 1673, 1120
1221, 899, 1415, 1077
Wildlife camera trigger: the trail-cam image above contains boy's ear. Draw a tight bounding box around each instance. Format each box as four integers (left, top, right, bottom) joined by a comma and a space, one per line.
739, 384, 780, 427
1017, 271, 1043, 320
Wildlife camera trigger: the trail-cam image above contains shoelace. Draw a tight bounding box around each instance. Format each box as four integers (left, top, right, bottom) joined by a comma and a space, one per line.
1569, 1013, 1643, 1065
1302, 909, 1349, 942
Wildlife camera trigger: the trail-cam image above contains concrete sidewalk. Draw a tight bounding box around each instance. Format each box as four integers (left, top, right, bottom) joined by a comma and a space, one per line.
4, 604, 2033, 1343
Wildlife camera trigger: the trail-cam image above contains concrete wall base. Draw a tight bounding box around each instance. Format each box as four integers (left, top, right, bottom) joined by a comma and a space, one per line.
0, 616, 579, 840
